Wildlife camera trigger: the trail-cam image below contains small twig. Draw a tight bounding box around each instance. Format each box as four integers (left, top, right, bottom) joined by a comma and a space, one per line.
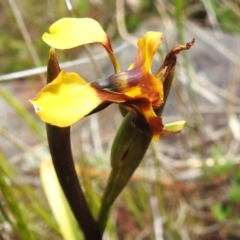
0, 42, 128, 82
150, 196, 164, 240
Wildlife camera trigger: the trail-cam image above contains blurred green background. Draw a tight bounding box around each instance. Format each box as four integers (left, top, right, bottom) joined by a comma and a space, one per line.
0, 0, 240, 239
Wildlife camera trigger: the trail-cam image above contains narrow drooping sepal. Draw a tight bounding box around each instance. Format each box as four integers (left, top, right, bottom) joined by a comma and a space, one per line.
157, 38, 195, 80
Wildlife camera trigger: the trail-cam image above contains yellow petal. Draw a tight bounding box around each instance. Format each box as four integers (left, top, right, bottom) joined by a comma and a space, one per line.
164, 120, 186, 132
42, 18, 108, 49
115, 32, 164, 105
128, 32, 163, 71
161, 120, 186, 137
43, 18, 121, 73
30, 71, 103, 127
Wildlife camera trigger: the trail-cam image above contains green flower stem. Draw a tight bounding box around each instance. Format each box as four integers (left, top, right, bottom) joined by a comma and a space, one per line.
98, 113, 151, 233
46, 49, 101, 240
98, 63, 176, 235
98, 40, 195, 234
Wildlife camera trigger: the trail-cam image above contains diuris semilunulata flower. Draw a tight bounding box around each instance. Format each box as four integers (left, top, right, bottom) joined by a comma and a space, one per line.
30, 18, 194, 141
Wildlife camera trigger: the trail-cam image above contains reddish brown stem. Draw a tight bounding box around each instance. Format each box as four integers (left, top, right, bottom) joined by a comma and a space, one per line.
46, 49, 101, 240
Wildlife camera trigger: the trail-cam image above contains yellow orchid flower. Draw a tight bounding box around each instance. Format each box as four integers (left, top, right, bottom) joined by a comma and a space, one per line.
30, 18, 193, 141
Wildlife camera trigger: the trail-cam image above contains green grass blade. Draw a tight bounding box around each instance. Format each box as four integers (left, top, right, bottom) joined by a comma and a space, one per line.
0, 157, 35, 240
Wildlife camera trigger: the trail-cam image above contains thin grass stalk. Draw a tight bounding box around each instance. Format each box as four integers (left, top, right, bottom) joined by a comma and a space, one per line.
7, 0, 45, 82
0, 167, 34, 240
174, 0, 204, 155
150, 143, 176, 240
0, 199, 14, 229
22, 185, 62, 235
